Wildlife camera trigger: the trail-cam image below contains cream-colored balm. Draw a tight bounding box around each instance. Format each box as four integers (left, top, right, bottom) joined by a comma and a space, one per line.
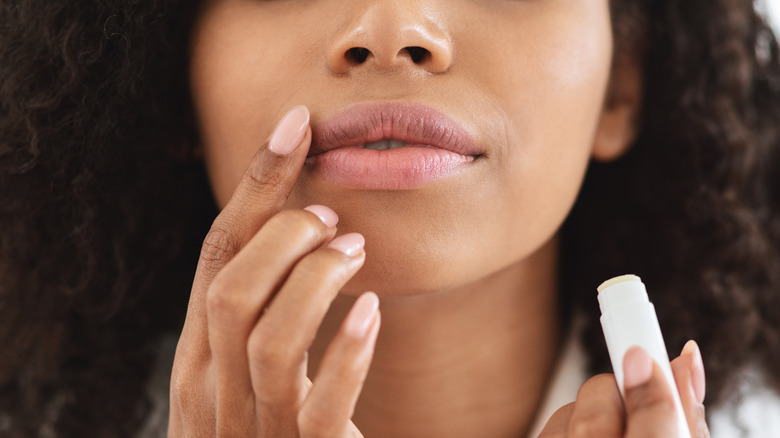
597, 274, 691, 438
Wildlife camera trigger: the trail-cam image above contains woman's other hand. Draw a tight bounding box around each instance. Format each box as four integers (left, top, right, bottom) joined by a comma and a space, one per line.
169, 106, 379, 438
539, 341, 710, 438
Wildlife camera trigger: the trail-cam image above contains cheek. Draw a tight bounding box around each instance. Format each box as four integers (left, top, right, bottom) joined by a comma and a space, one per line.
189, 3, 321, 206
468, 1, 614, 260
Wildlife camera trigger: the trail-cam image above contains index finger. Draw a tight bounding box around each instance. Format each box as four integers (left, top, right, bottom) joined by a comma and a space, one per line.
183, 105, 312, 343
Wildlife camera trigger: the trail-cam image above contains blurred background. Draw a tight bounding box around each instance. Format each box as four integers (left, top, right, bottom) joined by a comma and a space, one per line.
763, 0, 780, 31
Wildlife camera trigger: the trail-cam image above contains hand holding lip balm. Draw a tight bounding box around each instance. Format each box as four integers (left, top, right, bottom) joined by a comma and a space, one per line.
598, 274, 692, 438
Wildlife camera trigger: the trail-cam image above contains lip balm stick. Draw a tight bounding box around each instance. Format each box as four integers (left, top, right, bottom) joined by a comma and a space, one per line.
597, 274, 691, 438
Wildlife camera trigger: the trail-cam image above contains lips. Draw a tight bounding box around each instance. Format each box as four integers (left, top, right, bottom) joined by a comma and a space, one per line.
305, 101, 481, 190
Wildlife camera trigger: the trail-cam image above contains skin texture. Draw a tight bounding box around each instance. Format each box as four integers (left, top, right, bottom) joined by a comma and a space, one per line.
174, 0, 709, 437
168, 112, 710, 438
190, 0, 618, 297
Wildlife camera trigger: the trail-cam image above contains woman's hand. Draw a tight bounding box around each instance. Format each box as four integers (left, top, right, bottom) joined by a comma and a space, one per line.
169, 106, 379, 438
539, 341, 710, 438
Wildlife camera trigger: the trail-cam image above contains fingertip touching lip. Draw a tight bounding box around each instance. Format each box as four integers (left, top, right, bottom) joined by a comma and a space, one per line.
308, 101, 482, 157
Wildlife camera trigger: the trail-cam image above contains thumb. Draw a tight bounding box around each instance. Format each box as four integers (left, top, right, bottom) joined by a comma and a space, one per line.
622, 346, 680, 438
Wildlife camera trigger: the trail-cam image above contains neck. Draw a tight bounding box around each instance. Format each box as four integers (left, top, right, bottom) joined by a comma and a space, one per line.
309, 237, 561, 438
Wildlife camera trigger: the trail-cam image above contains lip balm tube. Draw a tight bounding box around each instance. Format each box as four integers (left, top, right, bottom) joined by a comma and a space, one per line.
598, 274, 690, 438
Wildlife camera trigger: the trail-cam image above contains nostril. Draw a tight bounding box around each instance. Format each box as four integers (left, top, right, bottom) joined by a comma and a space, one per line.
345, 47, 370, 64
342, 46, 433, 67
404, 46, 430, 64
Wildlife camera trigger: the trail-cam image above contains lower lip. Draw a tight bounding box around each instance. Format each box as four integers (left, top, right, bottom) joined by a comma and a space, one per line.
305, 146, 476, 190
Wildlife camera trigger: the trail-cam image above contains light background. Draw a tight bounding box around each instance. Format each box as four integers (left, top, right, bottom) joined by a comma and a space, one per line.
763, 0, 780, 31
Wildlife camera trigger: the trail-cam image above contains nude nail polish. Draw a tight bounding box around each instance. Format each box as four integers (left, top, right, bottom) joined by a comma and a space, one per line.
345, 292, 379, 337
327, 233, 365, 257
682, 340, 706, 404
623, 346, 653, 389
268, 105, 309, 155
304, 205, 339, 228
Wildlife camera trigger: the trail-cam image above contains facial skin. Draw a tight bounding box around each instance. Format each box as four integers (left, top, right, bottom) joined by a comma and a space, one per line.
190, 0, 631, 297
189, 1, 639, 436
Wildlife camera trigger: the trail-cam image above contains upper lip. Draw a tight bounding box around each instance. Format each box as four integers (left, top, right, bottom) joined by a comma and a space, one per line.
308, 101, 481, 157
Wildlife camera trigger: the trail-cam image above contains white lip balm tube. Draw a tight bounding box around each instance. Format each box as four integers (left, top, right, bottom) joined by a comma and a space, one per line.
598, 274, 690, 438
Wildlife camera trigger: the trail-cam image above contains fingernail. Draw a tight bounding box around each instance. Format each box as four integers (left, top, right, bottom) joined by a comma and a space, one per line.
304, 205, 338, 228
623, 346, 653, 389
345, 292, 379, 337
682, 340, 706, 404
327, 233, 365, 257
268, 105, 309, 155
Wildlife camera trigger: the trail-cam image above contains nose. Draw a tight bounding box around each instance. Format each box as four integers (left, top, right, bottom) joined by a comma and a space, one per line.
326, 3, 454, 75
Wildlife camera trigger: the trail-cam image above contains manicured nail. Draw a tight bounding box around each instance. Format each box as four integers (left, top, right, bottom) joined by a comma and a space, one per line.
304, 205, 338, 228
682, 340, 706, 404
327, 233, 365, 257
268, 105, 309, 155
623, 346, 653, 389
345, 292, 379, 337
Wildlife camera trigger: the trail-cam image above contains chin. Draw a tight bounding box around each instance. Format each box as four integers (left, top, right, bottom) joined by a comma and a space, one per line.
337, 235, 510, 299
338, 257, 451, 297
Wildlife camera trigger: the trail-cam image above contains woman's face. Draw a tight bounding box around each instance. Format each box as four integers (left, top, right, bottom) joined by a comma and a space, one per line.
190, 0, 622, 296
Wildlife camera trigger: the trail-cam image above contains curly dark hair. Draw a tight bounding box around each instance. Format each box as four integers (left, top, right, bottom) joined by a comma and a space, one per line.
1, 0, 778, 436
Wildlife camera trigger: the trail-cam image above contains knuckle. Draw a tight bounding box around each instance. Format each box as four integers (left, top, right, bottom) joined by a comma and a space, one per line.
538, 433, 566, 438
200, 225, 241, 265
298, 407, 337, 438
537, 403, 574, 438
170, 368, 196, 409
692, 404, 710, 438
590, 373, 618, 385
246, 157, 286, 193
205, 277, 244, 321
247, 328, 298, 370
265, 209, 324, 241
168, 354, 216, 431
569, 415, 619, 438
629, 385, 677, 414
693, 425, 711, 438
170, 371, 187, 401
294, 251, 352, 287
577, 373, 618, 395
328, 352, 370, 386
